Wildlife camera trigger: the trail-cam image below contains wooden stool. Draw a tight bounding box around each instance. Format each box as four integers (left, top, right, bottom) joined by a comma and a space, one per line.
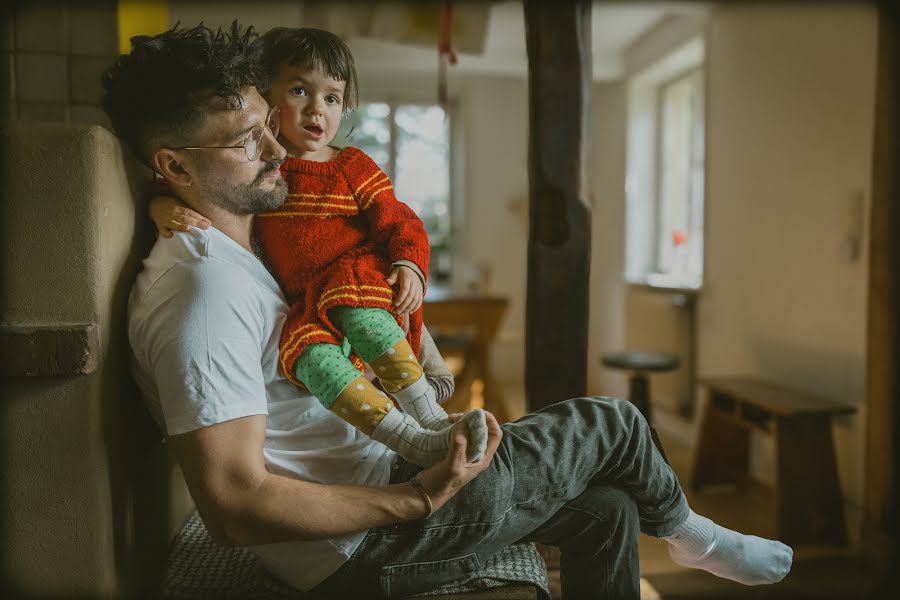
691, 377, 857, 547
601, 351, 680, 424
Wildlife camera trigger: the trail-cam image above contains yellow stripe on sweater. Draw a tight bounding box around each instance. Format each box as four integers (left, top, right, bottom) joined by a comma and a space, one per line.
355, 170, 382, 193
319, 284, 393, 301
256, 209, 358, 218
282, 200, 357, 210
318, 294, 394, 310
360, 184, 394, 210
288, 192, 354, 200
281, 327, 333, 368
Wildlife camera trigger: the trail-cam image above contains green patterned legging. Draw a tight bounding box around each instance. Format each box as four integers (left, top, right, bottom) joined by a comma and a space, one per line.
294, 306, 405, 408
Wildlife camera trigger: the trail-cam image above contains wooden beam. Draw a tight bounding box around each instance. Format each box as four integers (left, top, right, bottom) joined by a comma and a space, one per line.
523, 0, 592, 411
865, 0, 900, 569
0, 324, 99, 376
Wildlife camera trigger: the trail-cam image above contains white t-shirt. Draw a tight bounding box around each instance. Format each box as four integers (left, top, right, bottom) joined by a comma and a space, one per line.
128, 226, 394, 590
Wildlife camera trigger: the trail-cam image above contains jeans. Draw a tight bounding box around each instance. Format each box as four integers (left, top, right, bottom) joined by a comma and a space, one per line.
311, 396, 689, 600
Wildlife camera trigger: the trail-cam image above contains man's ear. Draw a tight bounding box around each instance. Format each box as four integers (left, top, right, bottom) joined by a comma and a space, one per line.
152, 149, 193, 188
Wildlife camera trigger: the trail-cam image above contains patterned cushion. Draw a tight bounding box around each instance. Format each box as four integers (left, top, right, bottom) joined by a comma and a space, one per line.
162, 512, 550, 599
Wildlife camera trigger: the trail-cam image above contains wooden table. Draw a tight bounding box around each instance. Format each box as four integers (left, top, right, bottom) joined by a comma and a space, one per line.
691, 377, 857, 547
424, 286, 510, 421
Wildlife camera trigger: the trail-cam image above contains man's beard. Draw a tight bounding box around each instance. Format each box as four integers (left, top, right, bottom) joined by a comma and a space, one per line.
204, 159, 288, 215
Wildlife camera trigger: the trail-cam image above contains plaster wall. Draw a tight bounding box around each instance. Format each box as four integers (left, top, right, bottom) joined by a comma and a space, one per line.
0, 122, 193, 595
701, 3, 877, 544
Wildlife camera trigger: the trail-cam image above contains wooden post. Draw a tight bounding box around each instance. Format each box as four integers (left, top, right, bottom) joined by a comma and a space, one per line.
523, 0, 592, 411
865, 0, 900, 572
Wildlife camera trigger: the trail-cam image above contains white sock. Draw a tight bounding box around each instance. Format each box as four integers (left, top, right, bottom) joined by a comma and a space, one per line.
370, 407, 490, 466
391, 375, 452, 430
665, 509, 793, 585
458, 409, 489, 463
370, 407, 452, 467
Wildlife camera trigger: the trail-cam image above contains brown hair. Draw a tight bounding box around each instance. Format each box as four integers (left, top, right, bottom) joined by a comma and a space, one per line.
261, 27, 359, 112
102, 21, 266, 166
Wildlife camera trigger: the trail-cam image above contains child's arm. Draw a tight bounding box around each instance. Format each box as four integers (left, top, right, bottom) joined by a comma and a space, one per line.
347, 152, 430, 314
418, 324, 455, 404
149, 195, 210, 238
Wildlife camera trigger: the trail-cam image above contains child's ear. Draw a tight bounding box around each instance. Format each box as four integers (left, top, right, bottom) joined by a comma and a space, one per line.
152, 149, 193, 188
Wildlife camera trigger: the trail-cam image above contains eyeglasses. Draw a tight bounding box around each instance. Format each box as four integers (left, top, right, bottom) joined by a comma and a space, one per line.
171, 106, 280, 161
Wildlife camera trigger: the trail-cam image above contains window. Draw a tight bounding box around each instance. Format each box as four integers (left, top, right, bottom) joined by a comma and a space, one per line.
340, 102, 454, 280
625, 38, 705, 290
654, 69, 704, 286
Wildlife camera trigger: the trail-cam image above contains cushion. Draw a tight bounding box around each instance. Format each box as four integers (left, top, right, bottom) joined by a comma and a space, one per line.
161, 512, 549, 599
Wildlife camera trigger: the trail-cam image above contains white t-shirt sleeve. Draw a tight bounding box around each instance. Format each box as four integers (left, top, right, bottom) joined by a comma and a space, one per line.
145, 257, 269, 436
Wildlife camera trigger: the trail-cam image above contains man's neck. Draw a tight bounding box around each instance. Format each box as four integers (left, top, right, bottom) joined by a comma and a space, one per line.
209, 211, 255, 254
176, 193, 257, 255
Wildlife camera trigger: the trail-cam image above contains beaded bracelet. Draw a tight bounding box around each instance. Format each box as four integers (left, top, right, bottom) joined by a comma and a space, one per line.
408, 477, 434, 519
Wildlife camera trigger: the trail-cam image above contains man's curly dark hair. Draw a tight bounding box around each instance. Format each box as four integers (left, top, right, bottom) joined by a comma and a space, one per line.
101, 21, 268, 166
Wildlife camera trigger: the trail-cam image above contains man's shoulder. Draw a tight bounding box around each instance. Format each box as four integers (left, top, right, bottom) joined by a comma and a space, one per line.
138, 228, 266, 291
130, 228, 278, 333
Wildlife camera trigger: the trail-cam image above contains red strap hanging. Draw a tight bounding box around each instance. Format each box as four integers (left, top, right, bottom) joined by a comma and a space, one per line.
438, 0, 457, 111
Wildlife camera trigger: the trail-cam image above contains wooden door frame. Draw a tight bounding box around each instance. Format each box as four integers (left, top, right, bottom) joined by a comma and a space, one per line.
864, 0, 899, 570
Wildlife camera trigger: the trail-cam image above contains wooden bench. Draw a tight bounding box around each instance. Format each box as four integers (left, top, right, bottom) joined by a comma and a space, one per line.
691, 377, 857, 547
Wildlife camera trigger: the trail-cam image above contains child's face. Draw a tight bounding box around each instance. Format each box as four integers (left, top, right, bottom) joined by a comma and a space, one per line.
268, 63, 345, 160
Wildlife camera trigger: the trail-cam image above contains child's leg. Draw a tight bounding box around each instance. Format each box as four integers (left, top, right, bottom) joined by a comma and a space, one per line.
295, 342, 455, 466
331, 306, 488, 462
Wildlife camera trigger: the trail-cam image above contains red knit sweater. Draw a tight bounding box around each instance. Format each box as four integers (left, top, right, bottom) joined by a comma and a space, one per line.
253, 147, 430, 387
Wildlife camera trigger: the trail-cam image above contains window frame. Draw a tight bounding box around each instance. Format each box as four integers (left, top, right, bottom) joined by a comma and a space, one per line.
624, 36, 706, 293
652, 65, 704, 281
343, 97, 461, 281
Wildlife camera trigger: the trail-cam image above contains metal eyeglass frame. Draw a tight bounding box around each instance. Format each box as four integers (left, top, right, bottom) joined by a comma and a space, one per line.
169, 106, 280, 161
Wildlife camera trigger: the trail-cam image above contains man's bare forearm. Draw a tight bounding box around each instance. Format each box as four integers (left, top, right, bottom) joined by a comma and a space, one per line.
172, 413, 503, 548
225, 473, 427, 546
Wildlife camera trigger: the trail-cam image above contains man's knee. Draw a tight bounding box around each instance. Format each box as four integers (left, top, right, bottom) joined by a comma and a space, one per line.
570, 396, 644, 429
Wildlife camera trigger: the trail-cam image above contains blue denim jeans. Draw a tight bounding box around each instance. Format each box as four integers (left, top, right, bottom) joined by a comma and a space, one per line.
311, 396, 690, 600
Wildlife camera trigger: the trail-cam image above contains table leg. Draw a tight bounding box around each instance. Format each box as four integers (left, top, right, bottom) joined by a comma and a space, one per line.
691, 393, 750, 490
774, 414, 848, 546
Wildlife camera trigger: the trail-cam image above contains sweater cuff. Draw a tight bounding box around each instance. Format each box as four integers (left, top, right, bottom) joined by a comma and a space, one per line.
391, 260, 426, 290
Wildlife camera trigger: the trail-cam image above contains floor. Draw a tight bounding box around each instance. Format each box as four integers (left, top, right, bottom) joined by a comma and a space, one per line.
495, 388, 884, 600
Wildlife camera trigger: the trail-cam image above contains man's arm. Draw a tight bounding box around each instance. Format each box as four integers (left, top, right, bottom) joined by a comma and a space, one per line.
418, 324, 456, 404
169, 410, 503, 547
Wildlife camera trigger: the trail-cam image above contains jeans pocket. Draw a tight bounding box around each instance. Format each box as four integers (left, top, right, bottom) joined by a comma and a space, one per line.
379, 552, 481, 597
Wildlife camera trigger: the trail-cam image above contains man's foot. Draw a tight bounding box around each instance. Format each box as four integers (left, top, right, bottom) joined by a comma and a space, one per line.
665, 510, 793, 585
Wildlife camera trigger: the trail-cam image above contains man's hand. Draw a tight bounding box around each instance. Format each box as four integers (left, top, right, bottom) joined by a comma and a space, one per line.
386, 265, 423, 316
413, 410, 503, 513
149, 194, 211, 238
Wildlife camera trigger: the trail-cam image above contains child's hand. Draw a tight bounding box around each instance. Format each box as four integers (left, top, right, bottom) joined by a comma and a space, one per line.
386, 265, 423, 316
149, 195, 210, 238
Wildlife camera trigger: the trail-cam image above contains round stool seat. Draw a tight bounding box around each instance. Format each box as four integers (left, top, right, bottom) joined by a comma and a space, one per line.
602, 351, 679, 373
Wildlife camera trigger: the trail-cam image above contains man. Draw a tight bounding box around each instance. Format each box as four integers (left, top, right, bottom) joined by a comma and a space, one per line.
103, 23, 792, 599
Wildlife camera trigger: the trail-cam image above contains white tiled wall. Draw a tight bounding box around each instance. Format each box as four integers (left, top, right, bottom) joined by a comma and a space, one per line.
2, 1, 117, 127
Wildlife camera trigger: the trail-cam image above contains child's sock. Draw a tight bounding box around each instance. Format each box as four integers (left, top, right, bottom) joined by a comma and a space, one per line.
665, 509, 793, 585
331, 375, 451, 466
370, 339, 451, 430
369, 407, 452, 467
371, 407, 489, 466
370, 339, 488, 463
391, 378, 489, 462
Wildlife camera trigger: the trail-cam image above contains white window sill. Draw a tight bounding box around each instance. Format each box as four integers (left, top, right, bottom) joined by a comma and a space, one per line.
627, 274, 702, 296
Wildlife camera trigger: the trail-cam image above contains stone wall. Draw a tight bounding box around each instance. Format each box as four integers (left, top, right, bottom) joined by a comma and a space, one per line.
1, 1, 117, 126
